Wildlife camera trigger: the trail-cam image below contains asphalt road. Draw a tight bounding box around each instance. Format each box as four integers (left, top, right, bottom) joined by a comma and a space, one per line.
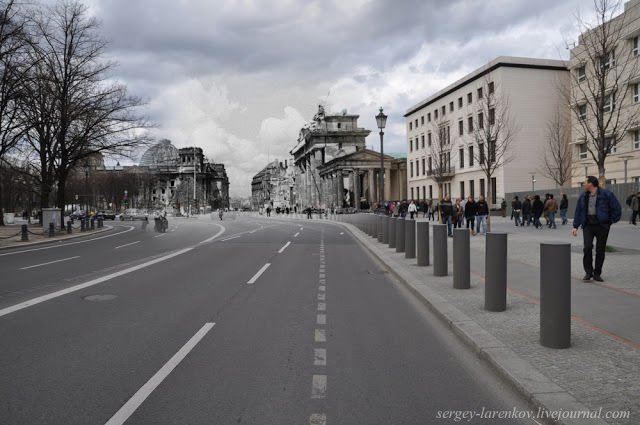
0, 215, 538, 424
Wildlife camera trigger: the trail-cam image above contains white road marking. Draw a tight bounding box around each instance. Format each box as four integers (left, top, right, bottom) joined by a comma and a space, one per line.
318, 285, 326, 292
316, 314, 326, 325
20, 256, 80, 270
318, 293, 326, 301
153, 233, 167, 238
314, 348, 327, 366
114, 241, 140, 249
311, 375, 327, 399
309, 413, 326, 425
0, 226, 135, 257
104, 322, 216, 425
221, 235, 241, 242
317, 302, 326, 312
278, 241, 291, 254
294, 232, 300, 237
315, 329, 326, 343
247, 263, 271, 284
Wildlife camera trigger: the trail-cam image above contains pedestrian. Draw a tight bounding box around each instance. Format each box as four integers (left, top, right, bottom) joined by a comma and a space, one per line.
428, 200, 436, 221
626, 191, 636, 223
408, 200, 417, 219
307, 206, 312, 219
475, 195, 489, 235
393, 201, 400, 217
439, 194, 454, 236
631, 191, 640, 225
501, 198, 507, 217
559, 193, 569, 225
544, 194, 558, 229
532, 195, 544, 229
522, 195, 532, 226
572, 176, 621, 282
512, 196, 522, 226
453, 198, 463, 228
421, 200, 429, 218
464, 196, 476, 235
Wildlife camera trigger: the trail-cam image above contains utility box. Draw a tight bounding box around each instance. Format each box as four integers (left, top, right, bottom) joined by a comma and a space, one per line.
42, 208, 61, 232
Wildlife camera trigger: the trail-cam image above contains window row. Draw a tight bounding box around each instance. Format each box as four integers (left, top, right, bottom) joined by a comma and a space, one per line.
409, 142, 497, 178
409, 177, 497, 204
408, 82, 495, 131
577, 130, 640, 159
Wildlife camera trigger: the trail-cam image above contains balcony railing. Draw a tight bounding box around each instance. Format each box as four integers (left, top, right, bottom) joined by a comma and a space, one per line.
427, 166, 456, 177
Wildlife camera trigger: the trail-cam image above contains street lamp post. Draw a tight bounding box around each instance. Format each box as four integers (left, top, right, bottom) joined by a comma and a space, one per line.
83, 162, 89, 215
620, 156, 633, 183
376, 107, 387, 210
529, 173, 536, 192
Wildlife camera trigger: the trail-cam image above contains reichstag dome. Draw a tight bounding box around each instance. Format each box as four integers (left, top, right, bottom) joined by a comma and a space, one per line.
140, 139, 179, 168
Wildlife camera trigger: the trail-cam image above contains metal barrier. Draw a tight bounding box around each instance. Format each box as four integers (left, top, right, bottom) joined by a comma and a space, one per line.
540, 242, 571, 348
416, 221, 430, 266
453, 228, 470, 289
432, 224, 447, 276
485, 233, 507, 311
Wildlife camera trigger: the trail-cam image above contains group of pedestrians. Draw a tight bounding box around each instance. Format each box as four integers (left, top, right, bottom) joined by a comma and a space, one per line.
510, 193, 569, 229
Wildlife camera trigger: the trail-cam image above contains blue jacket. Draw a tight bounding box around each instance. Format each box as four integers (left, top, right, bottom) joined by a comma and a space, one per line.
572, 188, 621, 230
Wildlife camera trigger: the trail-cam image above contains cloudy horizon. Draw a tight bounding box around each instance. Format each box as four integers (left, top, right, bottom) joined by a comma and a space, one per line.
64, 0, 602, 198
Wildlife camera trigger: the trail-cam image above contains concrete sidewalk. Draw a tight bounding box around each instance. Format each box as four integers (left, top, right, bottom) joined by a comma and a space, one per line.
336, 215, 639, 425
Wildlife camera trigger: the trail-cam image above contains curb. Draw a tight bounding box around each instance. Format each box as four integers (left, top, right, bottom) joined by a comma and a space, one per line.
0, 225, 112, 250
339, 220, 608, 425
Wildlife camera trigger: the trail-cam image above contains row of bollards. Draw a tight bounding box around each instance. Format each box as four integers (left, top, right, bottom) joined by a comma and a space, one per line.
349, 213, 571, 349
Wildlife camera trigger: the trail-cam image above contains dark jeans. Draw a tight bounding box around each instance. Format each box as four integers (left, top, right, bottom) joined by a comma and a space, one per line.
466, 217, 475, 231
582, 224, 610, 277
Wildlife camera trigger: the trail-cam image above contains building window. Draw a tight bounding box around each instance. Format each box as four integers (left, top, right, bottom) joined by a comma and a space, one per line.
489, 108, 495, 125
479, 143, 485, 164
634, 84, 639, 103
410, 162, 414, 178
416, 160, 420, 177
409, 121, 412, 131
421, 116, 424, 125
422, 186, 426, 200
603, 92, 615, 112
634, 36, 639, 56
442, 105, 446, 116
469, 146, 474, 166
491, 177, 497, 204
409, 139, 413, 152
422, 158, 426, 175
434, 109, 438, 119
480, 178, 485, 197
458, 97, 463, 108
428, 132, 432, 146
606, 136, 617, 154
470, 180, 475, 198
579, 143, 588, 160
428, 113, 431, 122
468, 116, 473, 132
428, 156, 432, 173
467, 92, 473, 104
478, 112, 484, 129
429, 185, 433, 199
449, 101, 454, 112
601, 49, 615, 69
489, 139, 496, 163
459, 120, 464, 136
421, 135, 425, 148
415, 119, 418, 128
488, 81, 494, 94
477, 87, 483, 99
460, 181, 465, 199
459, 148, 465, 168
578, 104, 587, 120
635, 130, 640, 149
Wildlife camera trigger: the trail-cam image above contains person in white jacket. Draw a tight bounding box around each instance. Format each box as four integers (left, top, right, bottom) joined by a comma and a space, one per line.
408, 200, 418, 219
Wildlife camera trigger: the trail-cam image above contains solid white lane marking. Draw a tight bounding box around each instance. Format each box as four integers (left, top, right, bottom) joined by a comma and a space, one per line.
315, 329, 326, 343
104, 322, 216, 425
221, 235, 241, 242
317, 302, 326, 312
20, 256, 80, 270
314, 348, 327, 366
309, 413, 326, 425
316, 314, 326, 325
318, 293, 326, 301
114, 241, 140, 249
0, 226, 136, 257
247, 263, 271, 284
318, 285, 326, 292
278, 241, 291, 254
311, 375, 327, 399
294, 232, 300, 238
153, 233, 167, 238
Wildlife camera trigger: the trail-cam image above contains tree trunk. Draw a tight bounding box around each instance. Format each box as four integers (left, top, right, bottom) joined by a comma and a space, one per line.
56, 175, 67, 228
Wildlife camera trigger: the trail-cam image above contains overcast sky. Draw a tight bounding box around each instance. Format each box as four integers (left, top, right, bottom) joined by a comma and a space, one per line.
71, 0, 600, 198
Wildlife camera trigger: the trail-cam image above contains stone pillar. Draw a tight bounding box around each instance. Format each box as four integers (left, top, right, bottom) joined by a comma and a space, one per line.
354, 169, 360, 210
368, 169, 375, 207
384, 167, 392, 202
338, 172, 345, 208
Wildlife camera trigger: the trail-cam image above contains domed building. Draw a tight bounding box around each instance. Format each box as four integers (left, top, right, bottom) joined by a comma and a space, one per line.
139, 139, 179, 169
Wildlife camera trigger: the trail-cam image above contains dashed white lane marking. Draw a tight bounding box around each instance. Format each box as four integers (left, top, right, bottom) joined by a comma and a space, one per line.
153, 233, 167, 238
317, 314, 326, 325
314, 348, 327, 366
294, 232, 300, 238
247, 263, 271, 284
310, 413, 327, 425
104, 322, 216, 425
315, 329, 326, 342
318, 293, 326, 301
278, 241, 291, 253
319, 285, 326, 292
317, 302, 326, 312
114, 241, 140, 249
19, 256, 81, 270
311, 375, 327, 399
221, 235, 241, 241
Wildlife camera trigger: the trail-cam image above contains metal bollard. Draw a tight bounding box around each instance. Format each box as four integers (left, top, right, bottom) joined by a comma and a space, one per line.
432, 224, 448, 276
395, 217, 405, 253
485, 233, 508, 311
453, 228, 470, 289
81, 218, 86, 232
417, 221, 430, 266
388, 217, 396, 249
21, 224, 28, 241
90, 217, 95, 230
540, 242, 571, 349
48, 222, 55, 237
67, 221, 72, 234
382, 216, 389, 244
377, 215, 383, 243
405, 219, 416, 259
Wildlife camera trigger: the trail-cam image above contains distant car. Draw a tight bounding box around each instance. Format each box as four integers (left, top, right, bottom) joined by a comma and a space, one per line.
69, 210, 86, 220
96, 210, 116, 220
120, 208, 148, 221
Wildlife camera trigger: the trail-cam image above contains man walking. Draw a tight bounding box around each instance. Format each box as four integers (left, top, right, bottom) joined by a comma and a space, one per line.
572, 176, 621, 282
475, 195, 489, 235
544, 194, 558, 229
439, 193, 454, 237
512, 196, 522, 226
631, 191, 640, 225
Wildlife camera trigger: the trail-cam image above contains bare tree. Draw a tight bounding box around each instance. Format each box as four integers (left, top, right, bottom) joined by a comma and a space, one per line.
541, 100, 574, 187
0, 0, 31, 225
570, 0, 638, 185
469, 78, 518, 232
426, 115, 455, 220
21, 1, 150, 227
